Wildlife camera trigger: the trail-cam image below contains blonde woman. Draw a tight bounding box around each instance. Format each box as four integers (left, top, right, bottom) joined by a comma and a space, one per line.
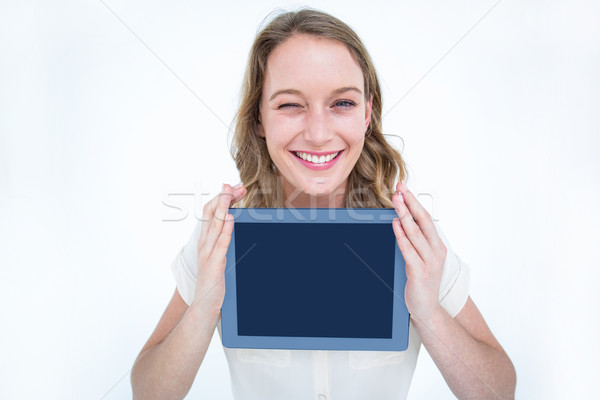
131, 9, 516, 400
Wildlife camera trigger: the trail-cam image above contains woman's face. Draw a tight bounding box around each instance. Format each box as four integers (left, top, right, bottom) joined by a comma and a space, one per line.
258, 34, 372, 206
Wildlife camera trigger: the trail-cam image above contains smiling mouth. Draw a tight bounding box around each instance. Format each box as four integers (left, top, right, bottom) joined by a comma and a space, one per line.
293, 151, 342, 164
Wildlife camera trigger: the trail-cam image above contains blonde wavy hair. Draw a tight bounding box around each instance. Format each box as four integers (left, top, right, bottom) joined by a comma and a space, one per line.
230, 8, 407, 208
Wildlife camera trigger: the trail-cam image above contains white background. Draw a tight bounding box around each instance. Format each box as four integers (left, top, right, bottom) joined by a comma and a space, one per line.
1, 0, 599, 399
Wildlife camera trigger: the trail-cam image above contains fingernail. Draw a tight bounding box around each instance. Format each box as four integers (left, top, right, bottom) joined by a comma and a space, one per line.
221, 183, 226, 192
400, 181, 407, 191
233, 181, 243, 189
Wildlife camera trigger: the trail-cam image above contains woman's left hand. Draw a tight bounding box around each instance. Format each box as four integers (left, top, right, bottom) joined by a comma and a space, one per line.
392, 181, 447, 322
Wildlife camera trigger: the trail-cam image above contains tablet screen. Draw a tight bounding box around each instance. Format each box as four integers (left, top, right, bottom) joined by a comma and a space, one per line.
234, 222, 396, 339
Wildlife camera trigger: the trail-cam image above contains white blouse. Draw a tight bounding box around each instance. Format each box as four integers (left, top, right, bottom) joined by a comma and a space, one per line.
171, 219, 470, 400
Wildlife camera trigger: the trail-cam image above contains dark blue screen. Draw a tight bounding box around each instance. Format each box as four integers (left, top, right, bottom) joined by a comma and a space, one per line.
235, 222, 396, 338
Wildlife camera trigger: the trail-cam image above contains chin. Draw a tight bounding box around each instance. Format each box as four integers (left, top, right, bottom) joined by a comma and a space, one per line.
303, 187, 332, 197
299, 178, 343, 197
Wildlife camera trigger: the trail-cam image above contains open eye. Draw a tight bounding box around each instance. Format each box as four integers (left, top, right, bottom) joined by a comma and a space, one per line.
334, 100, 357, 108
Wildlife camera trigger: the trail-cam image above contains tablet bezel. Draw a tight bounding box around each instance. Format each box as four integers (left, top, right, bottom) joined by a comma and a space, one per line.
221, 208, 409, 351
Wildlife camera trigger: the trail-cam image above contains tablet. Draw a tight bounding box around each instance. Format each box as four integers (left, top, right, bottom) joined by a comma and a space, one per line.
221, 208, 409, 351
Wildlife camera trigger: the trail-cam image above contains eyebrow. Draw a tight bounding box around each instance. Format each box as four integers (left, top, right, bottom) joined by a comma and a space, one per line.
268, 86, 363, 101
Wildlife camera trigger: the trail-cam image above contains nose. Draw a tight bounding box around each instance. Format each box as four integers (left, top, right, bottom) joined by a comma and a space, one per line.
304, 108, 332, 146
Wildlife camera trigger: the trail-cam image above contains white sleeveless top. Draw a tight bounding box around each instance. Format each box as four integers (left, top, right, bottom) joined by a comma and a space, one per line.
171, 219, 470, 400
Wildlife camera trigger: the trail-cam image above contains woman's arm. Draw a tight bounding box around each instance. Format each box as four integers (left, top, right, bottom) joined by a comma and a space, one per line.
392, 182, 516, 399
131, 183, 246, 400
412, 297, 516, 399
130, 290, 220, 400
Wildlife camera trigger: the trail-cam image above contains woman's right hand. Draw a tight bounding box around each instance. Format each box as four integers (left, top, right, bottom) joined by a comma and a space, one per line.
191, 183, 246, 316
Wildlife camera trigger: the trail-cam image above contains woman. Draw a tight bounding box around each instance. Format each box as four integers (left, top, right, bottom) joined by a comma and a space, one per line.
131, 8, 516, 400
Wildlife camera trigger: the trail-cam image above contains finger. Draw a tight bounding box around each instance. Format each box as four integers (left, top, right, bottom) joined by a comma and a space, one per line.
397, 182, 444, 252
200, 183, 246, 243
231, 182, 247, 204
196, 212, 236, 306
392, 190, 433, 263
202, 183, 246, 223
200, 185, 236, 258
199, 188, 226, 245
207, 212, 235, 270
392, 217, 423, 269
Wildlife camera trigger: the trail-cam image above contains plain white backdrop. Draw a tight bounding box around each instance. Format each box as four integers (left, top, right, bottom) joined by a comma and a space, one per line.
1, 0, 599, 398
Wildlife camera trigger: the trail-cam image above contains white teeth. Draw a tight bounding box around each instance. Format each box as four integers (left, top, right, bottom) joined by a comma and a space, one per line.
295, 151, 340, 164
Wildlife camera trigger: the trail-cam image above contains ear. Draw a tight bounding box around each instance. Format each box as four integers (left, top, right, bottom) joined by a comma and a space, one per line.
364, 93, 373, 131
